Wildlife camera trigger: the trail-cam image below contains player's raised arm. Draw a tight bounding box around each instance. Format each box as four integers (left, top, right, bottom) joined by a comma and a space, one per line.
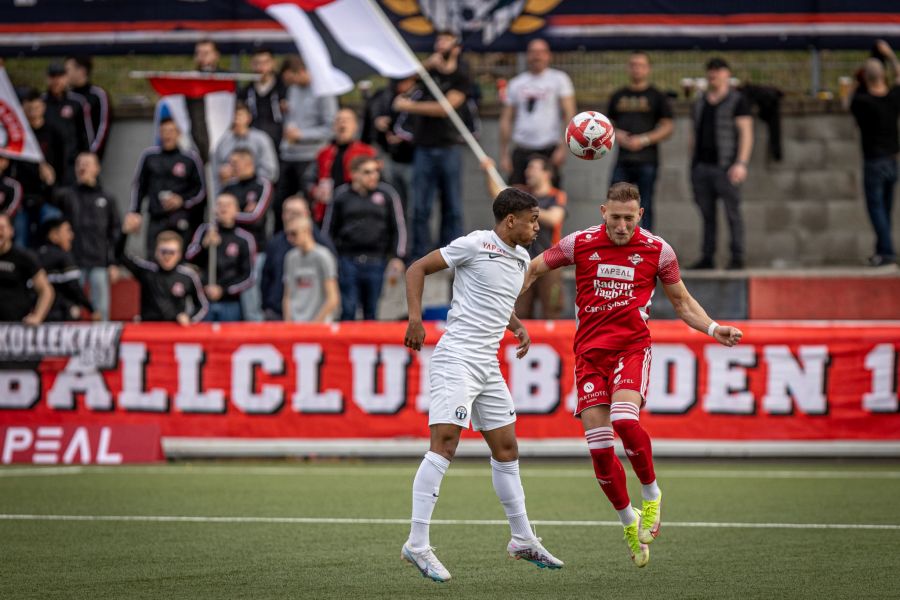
662, 279, 743, 347
404, 249, 450, 351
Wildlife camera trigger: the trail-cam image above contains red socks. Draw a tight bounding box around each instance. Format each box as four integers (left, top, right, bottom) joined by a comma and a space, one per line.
585, 426, 630, 510
611, 402, 656, 485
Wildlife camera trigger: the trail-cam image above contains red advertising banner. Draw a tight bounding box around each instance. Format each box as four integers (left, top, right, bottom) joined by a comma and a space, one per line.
0, 425, 163, 465
0, 322, 898, 451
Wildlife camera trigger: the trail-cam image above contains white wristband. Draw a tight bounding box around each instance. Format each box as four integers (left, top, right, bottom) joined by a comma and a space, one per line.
707, 321, 720, 337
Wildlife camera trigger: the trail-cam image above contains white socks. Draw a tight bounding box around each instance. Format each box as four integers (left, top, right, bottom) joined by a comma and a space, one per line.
408, 451, 450, 550
490, 457, 534, 541
617, 506, 637, 526
642, 479, 661, 501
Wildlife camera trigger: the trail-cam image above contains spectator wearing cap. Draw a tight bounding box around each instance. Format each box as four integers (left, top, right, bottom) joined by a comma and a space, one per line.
276, 54, 337, 232
323, 156, 406, 321
0, 212, 54, 324
238, 47, 287, 150
37, 218, 94, 321
11, 89, 66, 247
304, 108, 378, 224
185, 193, 256, 322
689, 57, 753, 270
499, 38, 576, 187
282, 215, 339, 322
55, 152, 120, 321
260, 195, 336, 320
212, 101, 279, 194
42, 62, 92, 186
65, 55, 111, 159
221, 148, 274, 322
128, 117, 206, 256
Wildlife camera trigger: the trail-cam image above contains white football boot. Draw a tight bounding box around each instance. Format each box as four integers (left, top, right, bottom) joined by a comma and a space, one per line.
401, 542, 451, 582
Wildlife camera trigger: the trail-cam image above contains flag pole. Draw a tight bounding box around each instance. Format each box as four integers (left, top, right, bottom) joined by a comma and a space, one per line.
366, 0, 508, 193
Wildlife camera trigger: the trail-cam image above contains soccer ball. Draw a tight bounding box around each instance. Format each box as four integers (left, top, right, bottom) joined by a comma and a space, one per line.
565, 111, 615, 160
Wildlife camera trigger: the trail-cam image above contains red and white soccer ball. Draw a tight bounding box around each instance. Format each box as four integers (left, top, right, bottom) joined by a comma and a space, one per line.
565, 111, 615, 160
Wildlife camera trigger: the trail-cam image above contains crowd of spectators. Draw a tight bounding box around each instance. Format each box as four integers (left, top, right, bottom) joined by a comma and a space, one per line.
1, 36, 897, 326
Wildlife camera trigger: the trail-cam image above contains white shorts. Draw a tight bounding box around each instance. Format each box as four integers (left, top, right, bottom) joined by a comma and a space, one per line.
427, 356, 516, 432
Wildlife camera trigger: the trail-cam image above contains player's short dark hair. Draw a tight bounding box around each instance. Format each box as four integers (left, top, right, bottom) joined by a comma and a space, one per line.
349, 155, 377, 173
251, 46, 273, 57
159, 117, 178, 129
493, 187, 538, 222
606, 182, 642, 205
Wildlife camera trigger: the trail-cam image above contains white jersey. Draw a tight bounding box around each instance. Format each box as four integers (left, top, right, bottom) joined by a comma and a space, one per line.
436, 230, 530, 363
505, 67, 575, 149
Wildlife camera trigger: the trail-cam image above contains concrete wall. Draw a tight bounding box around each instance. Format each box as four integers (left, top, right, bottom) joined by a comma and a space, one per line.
102, 114, 896, 267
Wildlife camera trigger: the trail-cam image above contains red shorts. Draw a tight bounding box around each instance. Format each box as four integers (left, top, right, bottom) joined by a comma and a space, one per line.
574, 346, 651, 416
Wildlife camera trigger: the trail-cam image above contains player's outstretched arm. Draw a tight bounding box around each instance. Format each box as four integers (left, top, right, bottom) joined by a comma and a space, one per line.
506, 312, 531, 359
521, 254, 554, 296
662, 280, 743, 347
404, 250, 450, 351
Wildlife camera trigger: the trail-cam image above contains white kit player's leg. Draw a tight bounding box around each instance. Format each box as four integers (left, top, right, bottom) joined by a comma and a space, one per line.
492, 458, 565, 569
407, 451, 449, 549
402, 451, 452, 582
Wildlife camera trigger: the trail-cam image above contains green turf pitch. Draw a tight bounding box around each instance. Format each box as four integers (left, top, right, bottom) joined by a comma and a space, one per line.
1, 460, 899, 600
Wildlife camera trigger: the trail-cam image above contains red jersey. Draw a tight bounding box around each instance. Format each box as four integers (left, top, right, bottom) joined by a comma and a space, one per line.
544, 225, 681, 353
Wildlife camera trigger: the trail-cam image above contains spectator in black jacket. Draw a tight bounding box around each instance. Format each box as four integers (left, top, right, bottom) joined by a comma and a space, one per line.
222, 148, 273, 322
43, 63, 92, 186
37, 218, 93, 321
238, 47, 287, 150
0, 156, 23, 220
118, 213, 208, 324
0, 213, 54, 324
56, 152, 120, 321
65, 56, 112, 159
260, 195, 336, 320
12, 89, 65, 247
129, 117, 206, 256
323, 156, 405, 321
185, 193, 256, 322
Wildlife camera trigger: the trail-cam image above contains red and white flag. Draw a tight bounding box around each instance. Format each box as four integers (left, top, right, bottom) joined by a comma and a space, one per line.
146, 73, 237, 154
0, 67, 44, 163
249, 0, 419, 97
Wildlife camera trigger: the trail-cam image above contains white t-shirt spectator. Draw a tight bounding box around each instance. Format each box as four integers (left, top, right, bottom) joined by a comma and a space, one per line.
505, 68, 575, 149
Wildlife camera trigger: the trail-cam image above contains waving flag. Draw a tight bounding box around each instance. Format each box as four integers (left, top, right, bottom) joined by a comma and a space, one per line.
248, 0, 419, 97
0, 68, 44, 163
141, 71, 238, 158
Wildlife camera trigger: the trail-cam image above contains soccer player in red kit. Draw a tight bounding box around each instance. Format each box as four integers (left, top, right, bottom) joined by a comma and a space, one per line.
522, 182, 742, 567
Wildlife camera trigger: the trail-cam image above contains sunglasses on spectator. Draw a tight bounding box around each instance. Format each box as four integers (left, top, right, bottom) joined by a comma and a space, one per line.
359, 168, 380, 175
157, 248, 178, 256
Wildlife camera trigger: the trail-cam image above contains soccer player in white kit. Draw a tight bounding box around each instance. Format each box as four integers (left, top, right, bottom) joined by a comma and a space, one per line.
401, 188, 564, 582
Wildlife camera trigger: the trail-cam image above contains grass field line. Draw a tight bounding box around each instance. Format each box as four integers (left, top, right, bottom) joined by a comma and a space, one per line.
1, 513, 898, 531
3, 466, 900, 480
